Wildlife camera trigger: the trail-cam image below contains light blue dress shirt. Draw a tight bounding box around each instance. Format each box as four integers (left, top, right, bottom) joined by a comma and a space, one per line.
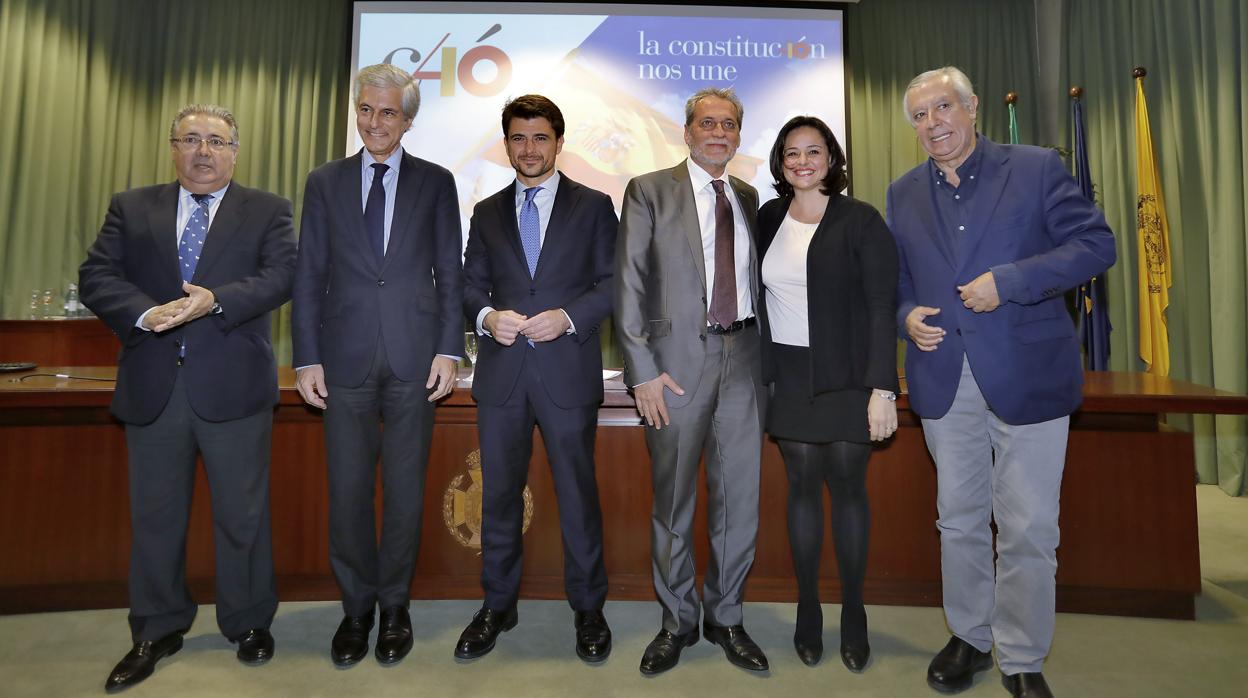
135, 182, 231, 329
359, 146, 404, 253
475, 171, 575, 335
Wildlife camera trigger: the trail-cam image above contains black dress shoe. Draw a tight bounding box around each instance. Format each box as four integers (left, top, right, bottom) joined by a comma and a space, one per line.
454, 606, 517, 660
104, 631, 184, 693
639, 628, 698, 675
331, 613, 375, 668
375, 606, 414, 665
574, 609, 612, 663
927, 636, 994, 693
703, 622, 769, 672
839, 640, 870, 673
794, 633, 823, 666
234, 628, 275, 665
1002, 672, 1054, 698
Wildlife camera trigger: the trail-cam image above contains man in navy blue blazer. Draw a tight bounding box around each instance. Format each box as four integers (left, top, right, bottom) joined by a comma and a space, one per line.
291, 64, 464, 668
455, 95, 616, 663
886, 67, 1115, 698
81, 104, 296, 692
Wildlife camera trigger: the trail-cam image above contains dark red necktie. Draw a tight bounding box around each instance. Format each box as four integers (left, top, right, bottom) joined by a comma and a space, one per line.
709, 179, 737, 327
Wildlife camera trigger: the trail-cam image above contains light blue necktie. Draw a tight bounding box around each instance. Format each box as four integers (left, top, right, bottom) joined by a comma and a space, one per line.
179, 193, 212, 282
519, 186, 542, 277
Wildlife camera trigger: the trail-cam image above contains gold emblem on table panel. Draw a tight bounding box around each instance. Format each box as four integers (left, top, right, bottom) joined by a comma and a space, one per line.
442, 449, 533, 550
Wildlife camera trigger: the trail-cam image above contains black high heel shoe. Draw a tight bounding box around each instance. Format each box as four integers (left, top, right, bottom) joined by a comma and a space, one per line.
839, 640, 870, 672
794, 601, 823, 666
839, 604, 870, 672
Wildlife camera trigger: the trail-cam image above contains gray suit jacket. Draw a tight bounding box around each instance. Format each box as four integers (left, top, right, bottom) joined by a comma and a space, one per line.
614, 160, 760, 408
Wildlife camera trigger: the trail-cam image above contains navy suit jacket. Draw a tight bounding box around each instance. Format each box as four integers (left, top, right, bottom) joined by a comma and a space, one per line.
885, 137, 1116, 425
291, 150, 464, 386
463, 174, 617, 408
79, 182, 297, 425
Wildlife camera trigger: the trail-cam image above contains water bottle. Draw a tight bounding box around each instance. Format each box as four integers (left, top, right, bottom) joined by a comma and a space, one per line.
28, 290, 40, 319
64, 283, 82, 318
41, 289, 54, 319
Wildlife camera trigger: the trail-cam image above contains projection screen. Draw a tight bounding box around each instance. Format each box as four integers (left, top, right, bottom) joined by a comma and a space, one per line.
351, 2, 846, 230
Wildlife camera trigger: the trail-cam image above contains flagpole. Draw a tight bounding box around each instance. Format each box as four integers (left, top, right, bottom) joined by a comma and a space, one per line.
1005, 91, 1020, 145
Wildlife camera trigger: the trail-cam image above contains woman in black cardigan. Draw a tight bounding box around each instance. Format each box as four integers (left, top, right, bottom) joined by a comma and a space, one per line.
758, 116, 899, 671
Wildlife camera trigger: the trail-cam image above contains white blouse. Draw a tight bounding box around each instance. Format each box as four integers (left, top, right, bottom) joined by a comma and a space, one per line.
761, 213, 818, 347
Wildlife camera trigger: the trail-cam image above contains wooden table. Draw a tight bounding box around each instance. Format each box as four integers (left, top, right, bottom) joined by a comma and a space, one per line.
3, 362, 1245, 620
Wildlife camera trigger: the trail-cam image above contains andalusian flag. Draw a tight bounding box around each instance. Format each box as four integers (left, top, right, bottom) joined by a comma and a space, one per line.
1134, 72, 1171, 376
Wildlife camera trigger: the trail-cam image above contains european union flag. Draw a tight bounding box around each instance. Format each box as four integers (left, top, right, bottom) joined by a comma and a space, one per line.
1072, 94, 1112, 370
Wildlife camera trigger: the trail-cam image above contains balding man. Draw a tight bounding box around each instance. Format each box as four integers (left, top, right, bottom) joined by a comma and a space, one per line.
81, 104, 295, 692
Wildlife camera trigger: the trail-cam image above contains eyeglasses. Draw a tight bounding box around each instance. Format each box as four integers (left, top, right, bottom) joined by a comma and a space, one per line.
694, 118, 740, 133
170, 135, 237, 152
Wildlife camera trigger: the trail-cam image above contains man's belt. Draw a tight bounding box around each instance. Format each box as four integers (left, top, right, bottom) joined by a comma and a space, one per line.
707, 317, 757, 335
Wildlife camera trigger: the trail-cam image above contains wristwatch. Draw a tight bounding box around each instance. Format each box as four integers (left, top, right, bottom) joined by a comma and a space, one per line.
874, 389, 897, 402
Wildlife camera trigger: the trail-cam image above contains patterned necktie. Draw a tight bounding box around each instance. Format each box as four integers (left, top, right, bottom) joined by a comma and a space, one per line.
364, 163, 389, 262
178, 193, 213, 283
519, 186, 542, 277
709, 179, 737, 327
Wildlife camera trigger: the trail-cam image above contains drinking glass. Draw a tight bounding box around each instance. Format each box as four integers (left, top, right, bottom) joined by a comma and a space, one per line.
464, 332, 479, 374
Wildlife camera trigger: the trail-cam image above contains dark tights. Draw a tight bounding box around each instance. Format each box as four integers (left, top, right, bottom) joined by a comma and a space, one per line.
778, 438, 872, 645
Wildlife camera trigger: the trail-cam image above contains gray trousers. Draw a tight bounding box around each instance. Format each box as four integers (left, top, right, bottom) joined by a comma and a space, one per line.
125, 373, 277, 642
921, 357, 1068, 675
646, 330, 764, 634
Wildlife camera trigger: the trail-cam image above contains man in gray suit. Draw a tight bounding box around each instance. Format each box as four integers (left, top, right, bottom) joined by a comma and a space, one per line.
615, 87, 767, 675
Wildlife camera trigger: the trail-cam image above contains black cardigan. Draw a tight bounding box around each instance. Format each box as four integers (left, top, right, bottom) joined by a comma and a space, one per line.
757, 193, 900, 396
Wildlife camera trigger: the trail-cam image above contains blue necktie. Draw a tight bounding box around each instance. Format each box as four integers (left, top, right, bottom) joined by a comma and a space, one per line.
519, 186, 542, 277
178, 193, 212, 283
365, 163, 389, 263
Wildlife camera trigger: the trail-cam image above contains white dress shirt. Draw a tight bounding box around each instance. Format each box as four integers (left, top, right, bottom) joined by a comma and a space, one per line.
686, 159, 753, 323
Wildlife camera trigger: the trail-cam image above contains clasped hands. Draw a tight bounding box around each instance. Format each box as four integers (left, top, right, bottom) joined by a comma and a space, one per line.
142, 281, 215, 332
483, 309, 570, 345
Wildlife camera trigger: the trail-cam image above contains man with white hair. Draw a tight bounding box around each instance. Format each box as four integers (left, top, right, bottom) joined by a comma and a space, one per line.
292, 63, 464, 667
886, 67, 1116, 698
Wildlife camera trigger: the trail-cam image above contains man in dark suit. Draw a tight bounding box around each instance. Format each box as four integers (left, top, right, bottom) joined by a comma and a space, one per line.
886, 67, 1116, 698
454, 94, 616, 663
79, 104, 296, 692
615, 88, 769, 675
290, 63, 463, 668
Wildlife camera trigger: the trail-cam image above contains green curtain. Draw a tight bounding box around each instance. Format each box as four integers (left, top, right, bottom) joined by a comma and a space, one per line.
844, 0, 1040, 210
1064, 0, 1247, 495
3, 0, 1242, 493
0, 0, 350, 362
